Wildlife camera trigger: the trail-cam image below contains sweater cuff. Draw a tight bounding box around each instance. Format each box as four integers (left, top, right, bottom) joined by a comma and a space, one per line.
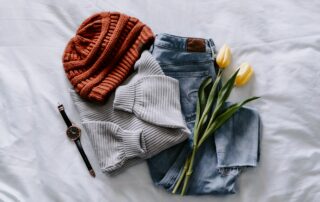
118, 127, 146, 159
82, 121, 146, 173
113, 84, 136, 113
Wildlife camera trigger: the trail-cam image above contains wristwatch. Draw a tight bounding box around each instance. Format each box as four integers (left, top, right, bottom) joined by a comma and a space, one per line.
58, 104, 95, 177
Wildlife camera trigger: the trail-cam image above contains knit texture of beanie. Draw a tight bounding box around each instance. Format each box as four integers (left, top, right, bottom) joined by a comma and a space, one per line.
63, 12, 154, 103
70, 51, 190, 174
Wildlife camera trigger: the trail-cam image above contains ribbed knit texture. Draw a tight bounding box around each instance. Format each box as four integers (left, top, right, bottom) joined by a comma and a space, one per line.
82, 121, 146, 171
113, 53, 185, 128
63, 12, 154, 103
71, 51, 190, 174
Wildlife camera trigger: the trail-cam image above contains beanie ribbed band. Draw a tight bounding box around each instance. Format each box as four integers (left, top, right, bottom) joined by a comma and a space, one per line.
62, 12, 154, 102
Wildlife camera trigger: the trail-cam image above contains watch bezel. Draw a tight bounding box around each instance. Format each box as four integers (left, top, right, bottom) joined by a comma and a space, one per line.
66, 125, 81, 140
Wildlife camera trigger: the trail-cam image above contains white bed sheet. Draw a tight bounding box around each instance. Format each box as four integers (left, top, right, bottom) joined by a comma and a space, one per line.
1, 0, 320, 201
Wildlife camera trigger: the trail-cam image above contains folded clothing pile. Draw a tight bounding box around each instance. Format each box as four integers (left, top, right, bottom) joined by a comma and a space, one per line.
70, 51, 190, 173
62, 11, 261, 196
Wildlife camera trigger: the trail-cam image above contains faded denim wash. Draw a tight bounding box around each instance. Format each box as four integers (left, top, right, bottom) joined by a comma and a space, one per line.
147, 33, 261, 195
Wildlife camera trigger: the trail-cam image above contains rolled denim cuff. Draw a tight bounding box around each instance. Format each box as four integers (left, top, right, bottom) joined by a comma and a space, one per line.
215, 105, 261, 168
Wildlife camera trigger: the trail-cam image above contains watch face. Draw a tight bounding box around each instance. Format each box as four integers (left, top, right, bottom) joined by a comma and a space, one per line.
66, 126, 81, 140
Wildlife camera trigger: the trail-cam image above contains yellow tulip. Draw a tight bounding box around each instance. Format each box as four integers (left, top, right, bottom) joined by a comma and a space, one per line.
216, 44, 231, 68
235, 63, 254, 86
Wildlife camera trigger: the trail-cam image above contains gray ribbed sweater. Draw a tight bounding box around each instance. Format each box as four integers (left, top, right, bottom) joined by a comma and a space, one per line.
71, 51, 190, 174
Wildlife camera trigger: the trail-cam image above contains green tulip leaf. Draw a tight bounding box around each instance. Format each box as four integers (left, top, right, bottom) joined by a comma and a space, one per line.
197, 96, 260, 148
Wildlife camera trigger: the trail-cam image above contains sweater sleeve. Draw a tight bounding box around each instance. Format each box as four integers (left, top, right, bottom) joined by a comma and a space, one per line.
113, 75, 186, 128
113, 51, 187, 128
82, 121, 146, 173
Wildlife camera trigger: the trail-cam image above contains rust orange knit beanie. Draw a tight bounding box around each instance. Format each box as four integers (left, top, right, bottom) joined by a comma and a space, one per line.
62, 12, 154, 102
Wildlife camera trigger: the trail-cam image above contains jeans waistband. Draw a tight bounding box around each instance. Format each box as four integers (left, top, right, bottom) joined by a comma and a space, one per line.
153, 33, 216, 55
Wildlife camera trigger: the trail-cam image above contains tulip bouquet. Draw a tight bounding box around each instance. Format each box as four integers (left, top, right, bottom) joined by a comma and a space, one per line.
172, 45, 259, 195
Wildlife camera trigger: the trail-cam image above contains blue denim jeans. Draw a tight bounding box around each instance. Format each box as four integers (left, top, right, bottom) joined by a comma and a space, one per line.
147, 33, 261, 195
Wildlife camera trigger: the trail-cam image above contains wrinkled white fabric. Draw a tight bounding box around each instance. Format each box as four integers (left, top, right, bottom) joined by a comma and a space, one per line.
0, 0, 319, 201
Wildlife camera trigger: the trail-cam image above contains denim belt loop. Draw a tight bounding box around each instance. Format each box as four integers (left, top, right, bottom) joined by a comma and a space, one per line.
208, 38, 216, 60
149, 34, 158, 53
149, 42, 155, 53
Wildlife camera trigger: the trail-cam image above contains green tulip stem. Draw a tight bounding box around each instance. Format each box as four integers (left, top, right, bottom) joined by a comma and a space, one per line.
180, 146, 197, 195
197, 125, 215, 149
180, 124, 202, 195
172, 157, 190, 194
217, 68, 222, 77
177, 70, 223, 195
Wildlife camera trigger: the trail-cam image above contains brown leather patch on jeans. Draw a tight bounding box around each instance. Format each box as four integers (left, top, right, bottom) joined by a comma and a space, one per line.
186, 38, 206, 52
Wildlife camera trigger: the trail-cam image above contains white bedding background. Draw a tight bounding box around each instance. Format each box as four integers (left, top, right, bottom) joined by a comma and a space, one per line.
0, 0, 320, 201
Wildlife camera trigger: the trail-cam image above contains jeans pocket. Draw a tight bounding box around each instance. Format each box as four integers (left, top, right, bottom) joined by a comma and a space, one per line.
165, 70, 210, 121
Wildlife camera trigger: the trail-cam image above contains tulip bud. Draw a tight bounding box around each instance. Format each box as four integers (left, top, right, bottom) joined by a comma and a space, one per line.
235, 63, 254, 86
216, 44, 231, 68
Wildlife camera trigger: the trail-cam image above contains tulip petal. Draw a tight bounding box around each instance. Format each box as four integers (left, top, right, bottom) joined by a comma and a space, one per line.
216, 44, 232, 68
235, 63, 254, 86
